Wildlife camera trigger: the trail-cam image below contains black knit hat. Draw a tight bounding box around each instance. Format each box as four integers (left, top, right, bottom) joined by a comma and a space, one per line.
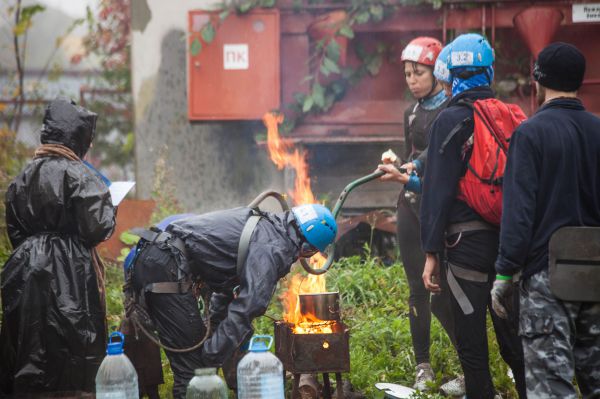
533, 42, 586, 92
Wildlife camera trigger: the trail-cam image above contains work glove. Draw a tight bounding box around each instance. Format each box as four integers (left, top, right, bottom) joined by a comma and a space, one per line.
491, 277, 513, 319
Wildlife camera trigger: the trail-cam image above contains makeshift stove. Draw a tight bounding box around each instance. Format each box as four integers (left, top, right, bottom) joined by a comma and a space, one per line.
275, 291, 350, 399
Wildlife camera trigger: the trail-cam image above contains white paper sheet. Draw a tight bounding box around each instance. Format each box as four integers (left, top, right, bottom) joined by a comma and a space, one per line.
109, 181, 135, 206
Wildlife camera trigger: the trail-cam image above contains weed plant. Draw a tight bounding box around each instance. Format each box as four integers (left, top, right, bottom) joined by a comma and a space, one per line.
1, 247, 518, 398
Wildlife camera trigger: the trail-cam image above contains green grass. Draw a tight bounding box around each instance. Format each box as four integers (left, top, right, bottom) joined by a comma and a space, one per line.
245, 255, 518, 399
0, 252, 518, 398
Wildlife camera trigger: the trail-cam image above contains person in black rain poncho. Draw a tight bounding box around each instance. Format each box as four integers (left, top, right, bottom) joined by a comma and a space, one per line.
0, 98, 116, 395
126, 204, 337, 399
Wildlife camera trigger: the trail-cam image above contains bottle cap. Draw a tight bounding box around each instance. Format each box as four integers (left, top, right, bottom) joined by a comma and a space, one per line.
106, 331, 125, 355
195, 368, 217, 376
249, 335, 272, 352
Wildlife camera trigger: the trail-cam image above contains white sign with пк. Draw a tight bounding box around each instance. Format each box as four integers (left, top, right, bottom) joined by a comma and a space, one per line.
573, 3, 600, 23
223, 44, 249, 70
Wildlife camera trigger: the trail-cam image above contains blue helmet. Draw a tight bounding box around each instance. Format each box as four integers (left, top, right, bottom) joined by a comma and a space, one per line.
292, 204, 337, 252
448, 33, 494, 70
434, 43, 453, 83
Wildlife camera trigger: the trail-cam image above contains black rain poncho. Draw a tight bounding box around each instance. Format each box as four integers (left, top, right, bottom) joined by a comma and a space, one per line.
0, 98, 116, 394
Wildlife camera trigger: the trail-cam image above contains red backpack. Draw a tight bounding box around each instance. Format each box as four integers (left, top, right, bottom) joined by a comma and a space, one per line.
453, 98, 527, 225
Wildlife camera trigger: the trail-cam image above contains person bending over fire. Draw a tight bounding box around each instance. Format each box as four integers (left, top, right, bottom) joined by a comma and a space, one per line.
125, 204, 337, 398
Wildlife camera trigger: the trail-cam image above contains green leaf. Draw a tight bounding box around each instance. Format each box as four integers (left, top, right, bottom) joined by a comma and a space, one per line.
370, 5, 384, 22
190, 37, 202, 56
21, 4, 46, 20
219, 9, 230, 21
323, 93, 335, 111
331, 81, 346, 96
326, 40, 341, 63
293, 92, 306, 103
119, 231, 140, 246
323, 57, 341, 74
354, 41, 367, 60
312, 83, 325, 108
239, 1, 255, 13
14, 4, 46, 36
320, 63, 331, 77
85, 5, 94, 26
302, 96, 314, 113
260, 0, 276, 7
292, 0, 303, 12
201, 23, 216, 43
301, 74, 315, 84
354, 10, 371, 25
121, 132, 135, 155
367, 55, 383, 76
117, 247, 131, 262
338, 25, 354, 39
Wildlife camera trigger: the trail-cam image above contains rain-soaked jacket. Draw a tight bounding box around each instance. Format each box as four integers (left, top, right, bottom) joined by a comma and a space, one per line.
165, 207, 302, 365
0, 98, 116, 394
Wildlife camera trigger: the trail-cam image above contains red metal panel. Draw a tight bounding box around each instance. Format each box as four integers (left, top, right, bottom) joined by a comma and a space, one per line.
281, 34, 310, 106
97, 199, 155, 261
187, 10, 280, 120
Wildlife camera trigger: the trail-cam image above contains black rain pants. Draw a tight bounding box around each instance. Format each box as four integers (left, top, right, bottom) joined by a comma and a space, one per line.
445, 229, 526, 399
132, 242, 207, 399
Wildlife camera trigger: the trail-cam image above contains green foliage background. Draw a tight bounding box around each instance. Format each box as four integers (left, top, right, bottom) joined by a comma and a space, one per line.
99, 252, 519, 398
0, 219, 519, 399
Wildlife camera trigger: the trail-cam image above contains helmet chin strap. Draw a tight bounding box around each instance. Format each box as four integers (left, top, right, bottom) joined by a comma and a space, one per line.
419, 77, 439, 104
299, 241, 318, 258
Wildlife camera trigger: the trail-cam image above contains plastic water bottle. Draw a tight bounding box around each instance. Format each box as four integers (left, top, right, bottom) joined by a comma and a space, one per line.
237, 335, 284, 399
96, 331, 139, 399
186, 368, 228, 398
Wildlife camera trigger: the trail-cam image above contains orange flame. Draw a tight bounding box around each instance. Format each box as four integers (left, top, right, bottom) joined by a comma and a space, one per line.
263, 112, 316, 205
279, 274, 333, 334
263, 112, 332, 334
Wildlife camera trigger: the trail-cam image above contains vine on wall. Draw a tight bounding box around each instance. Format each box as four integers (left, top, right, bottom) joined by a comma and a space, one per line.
190, 0, 444, 132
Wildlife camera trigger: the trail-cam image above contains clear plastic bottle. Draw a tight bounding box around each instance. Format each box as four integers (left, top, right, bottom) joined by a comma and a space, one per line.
96, 331, 139, 399
237, 335, 284, 399
186, 368, 228, 399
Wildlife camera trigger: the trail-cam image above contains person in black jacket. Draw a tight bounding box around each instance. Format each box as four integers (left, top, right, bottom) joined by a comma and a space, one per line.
127, 204, 337, 398
420, 34, 525, 399
0, 98, 116, 395
492, 42, 600, 398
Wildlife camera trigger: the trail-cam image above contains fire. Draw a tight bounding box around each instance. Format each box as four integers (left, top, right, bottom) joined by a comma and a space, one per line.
263, 112, 333, 334
279, 274, 333, 334
263, 112, 316, 205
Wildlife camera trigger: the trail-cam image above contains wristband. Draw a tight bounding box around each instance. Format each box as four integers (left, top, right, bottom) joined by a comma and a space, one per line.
496, 274, 512, 281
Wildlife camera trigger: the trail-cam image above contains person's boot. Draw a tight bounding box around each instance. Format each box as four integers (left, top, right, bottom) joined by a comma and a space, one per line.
440, 374, 465, 396
413, 362, 434, 391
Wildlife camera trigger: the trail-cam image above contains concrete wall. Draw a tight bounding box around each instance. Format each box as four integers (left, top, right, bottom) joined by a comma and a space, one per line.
131, 0, 281, 213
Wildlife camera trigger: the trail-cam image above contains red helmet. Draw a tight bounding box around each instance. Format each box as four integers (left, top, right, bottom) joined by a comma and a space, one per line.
401, 37, 443, 67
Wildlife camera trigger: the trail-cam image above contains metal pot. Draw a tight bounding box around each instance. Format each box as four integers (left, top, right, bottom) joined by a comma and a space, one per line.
299, 292, 340, 321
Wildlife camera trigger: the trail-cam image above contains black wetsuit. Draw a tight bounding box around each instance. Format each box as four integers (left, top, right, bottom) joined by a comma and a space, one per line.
397, 94, 456, 366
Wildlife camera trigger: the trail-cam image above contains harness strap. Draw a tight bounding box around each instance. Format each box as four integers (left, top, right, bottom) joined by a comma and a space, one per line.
144, 281, 193, 294
448, 262, 489, 283
131, 228, 187, 257
237, 214, 262, 276
446, 262, 490, 315
446, 220, 497, 237
446, 267, 474, 315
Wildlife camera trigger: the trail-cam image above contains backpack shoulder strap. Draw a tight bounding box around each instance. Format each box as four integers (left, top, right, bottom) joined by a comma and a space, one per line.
439, 99, 475, 155
439, 116, 472, 154
237, 210, 263, 275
